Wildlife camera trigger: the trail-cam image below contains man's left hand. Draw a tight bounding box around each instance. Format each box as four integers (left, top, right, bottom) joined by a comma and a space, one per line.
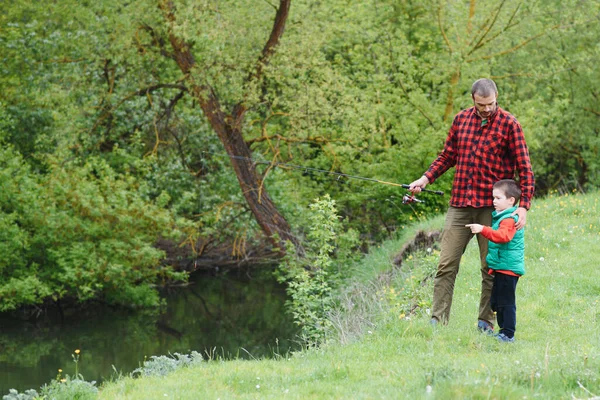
512, 207, 527, 230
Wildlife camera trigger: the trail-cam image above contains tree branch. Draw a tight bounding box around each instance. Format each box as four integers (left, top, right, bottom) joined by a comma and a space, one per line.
584, 108, 600, 117
157, 0, 228, 131
468, 15, 595, 63
490, 66, 575, 80
132, 84, 188, 97
467, 24, 561, 62
382, 31, 436, 129
466, 0, 476, 35
468, 2, 521, 56
255, 0, 291, 82
261, 0, 278, 10
90, 83, 188, 135
138, 24, 173, 59
246, 134, 349, 146
45, 57, 86, 64
395, 75, 437, 128
437, 1, 453, 53
466, 0, 507, 56
158, 0, 197, 74
232, 0, 292, 125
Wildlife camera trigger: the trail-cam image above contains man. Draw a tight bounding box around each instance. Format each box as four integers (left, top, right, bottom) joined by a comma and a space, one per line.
408, 78, 534, 332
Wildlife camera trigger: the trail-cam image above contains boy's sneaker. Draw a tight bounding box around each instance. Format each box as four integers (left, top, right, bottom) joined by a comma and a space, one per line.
496, 333, 515, 343
477, 319, 494, 335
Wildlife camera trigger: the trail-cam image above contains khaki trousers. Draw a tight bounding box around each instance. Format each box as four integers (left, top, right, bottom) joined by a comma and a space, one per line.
432, 206, 495, 325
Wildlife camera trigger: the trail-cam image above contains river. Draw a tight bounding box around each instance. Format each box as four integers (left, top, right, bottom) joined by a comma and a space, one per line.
0, 268, 298, 394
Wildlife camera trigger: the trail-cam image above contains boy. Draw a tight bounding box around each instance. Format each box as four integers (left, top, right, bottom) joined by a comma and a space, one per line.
466, 179, 525, 343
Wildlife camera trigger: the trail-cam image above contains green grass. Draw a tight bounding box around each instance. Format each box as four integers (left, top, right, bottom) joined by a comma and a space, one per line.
99, 190, 600, 399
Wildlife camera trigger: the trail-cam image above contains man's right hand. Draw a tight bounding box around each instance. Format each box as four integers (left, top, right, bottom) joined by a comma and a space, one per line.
408, 176, 430, 194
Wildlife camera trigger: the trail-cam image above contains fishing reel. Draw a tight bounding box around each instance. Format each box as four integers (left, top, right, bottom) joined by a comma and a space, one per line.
402, 193, 424, 204
399, 184, 442, 205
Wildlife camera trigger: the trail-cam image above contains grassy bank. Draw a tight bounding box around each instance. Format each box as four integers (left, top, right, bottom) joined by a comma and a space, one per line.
73, 192, 600, 398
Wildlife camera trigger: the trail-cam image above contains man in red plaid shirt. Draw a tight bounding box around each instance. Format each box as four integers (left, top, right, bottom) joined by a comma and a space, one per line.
409, 78, 534, 332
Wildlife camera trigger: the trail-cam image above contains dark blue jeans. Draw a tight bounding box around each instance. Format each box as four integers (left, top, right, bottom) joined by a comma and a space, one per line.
490, 272, 519, 338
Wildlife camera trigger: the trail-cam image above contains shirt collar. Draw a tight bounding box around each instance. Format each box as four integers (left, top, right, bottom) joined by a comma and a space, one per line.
492, 206, 518, 218
473, 104, 499, 127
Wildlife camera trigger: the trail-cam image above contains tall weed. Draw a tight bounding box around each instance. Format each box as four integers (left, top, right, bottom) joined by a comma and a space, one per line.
276, 195, 359, 346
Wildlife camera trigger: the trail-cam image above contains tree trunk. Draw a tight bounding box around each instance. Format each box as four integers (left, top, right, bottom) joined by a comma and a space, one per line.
158, 0, 300, 253
192, 86, 300, 251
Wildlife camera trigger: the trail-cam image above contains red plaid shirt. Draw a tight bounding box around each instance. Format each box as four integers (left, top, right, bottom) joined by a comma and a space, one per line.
424, 106, 534, 210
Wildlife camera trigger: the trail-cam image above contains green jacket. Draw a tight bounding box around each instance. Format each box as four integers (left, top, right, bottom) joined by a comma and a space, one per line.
486, 206, 525, 275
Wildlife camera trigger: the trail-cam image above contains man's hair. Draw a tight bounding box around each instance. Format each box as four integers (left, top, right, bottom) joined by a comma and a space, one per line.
494, 179, 521, 204
471, 78, 498, 97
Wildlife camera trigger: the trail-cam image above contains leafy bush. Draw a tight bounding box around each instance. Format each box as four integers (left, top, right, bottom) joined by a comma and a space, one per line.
40, 378, 98, 400
133, 351, 204, 377
0, 150, 187, 311
2, 389, 39, 400
277, 195, 359, 345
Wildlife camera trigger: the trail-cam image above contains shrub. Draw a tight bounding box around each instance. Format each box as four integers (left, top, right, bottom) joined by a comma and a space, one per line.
0, 151, 187, 311
40, 378, 98, 400
276, 194, 358, 346
2, 389, 39, 400
133, 351, 204, 377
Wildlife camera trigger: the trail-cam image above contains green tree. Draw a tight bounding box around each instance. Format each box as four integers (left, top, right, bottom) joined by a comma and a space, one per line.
1, 0, 599, 305
0, 147, 185, 311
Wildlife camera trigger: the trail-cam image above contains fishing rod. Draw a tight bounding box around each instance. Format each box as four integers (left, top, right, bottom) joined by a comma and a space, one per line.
223, 154, 445, 198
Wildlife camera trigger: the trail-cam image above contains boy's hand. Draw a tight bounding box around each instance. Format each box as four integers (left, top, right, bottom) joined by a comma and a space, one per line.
465, 223, 484, 234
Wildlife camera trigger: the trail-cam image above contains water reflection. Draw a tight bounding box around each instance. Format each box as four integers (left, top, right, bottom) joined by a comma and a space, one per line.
0, 269, 298, 393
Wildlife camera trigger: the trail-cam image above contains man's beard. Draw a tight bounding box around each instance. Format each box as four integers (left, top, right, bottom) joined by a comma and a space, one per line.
477, 103, 497, 118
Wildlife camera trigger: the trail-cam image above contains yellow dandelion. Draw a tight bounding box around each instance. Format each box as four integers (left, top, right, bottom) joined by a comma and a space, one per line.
58, 368, 62, 373
60, 378, 67, 383
75, 349, 81, 354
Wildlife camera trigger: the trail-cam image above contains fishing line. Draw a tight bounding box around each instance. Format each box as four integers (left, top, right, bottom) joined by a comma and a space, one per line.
219, 154, 444, 196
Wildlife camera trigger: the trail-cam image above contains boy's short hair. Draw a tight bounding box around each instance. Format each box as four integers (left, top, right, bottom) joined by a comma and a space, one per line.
494, 179, 521, 204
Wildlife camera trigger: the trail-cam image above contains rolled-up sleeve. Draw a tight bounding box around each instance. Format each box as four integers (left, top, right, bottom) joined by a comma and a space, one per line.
508, 120, 535, 210
425, 119, 458, 183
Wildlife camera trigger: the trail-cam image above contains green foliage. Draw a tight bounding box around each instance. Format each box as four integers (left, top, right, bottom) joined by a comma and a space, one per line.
475, 0, 600, 193
1, 0, 599, 310
34, 350, 99, 400
132, 352, 204, 378
40, 378, 98, 400
0, 150, 186, 311
2, 389, 39, 400
250, 0, 453, 239
383, 249, 439, 321
276, 195, 359, 345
